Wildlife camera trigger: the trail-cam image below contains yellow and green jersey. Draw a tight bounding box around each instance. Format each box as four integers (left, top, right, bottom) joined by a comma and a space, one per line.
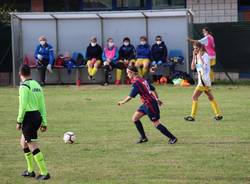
17, 79, 47, 125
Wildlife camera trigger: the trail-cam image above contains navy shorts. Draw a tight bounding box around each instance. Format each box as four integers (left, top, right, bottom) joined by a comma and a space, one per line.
137, 101, 160, 122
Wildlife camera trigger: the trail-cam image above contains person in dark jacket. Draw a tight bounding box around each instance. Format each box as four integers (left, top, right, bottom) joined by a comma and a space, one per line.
150, 35, 168, 82
34, 36, 54, 86
86, 36, 103, 81
118, 37, 136, 84
135, 36, 151, 77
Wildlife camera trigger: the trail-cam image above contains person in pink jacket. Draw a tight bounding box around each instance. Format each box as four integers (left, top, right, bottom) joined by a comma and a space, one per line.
188, 27, 216, 82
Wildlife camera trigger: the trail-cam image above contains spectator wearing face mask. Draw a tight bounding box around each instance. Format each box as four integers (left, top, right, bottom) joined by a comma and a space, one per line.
102, 38, 124, 86
34, 36, 54, 86
150, 36, 168, 82
135, 36, 151, 77
86, 36, 103, 81
118, 37, 136, 85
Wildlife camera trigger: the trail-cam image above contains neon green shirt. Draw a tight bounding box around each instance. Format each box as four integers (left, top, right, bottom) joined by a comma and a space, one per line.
17, 79, 47, 125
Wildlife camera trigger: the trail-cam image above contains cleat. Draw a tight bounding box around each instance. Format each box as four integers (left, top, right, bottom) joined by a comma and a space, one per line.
214, 115, 223, 121
184, 116, 195, 122
103, 82, 109, 86
36, 173, 51, 180
168, 137, 178, 144
21, 170, 35, 177
136, 137, 148, 144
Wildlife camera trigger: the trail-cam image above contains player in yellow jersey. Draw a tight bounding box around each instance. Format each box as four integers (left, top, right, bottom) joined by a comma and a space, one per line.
184, 42, 223, 122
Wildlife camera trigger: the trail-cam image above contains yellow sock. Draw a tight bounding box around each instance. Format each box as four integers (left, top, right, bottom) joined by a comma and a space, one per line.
92, 68, 98, 76
210, 69, 215, 82
88, 67, 93, 76
142, 67, 148, 77
191, 100, 198, 118
210, 100, 220, 116
116, 69, 122, 81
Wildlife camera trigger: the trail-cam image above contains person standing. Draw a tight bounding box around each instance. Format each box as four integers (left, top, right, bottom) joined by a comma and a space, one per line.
34, 36, 54, 86
17, 65, 50, 180
188, 27, 216, 82
184, 42, 223, 121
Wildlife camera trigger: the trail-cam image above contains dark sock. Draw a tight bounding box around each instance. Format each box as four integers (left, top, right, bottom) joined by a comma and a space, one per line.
156, 124, 175, 139
23, 147, 30, 153
32, 148, 40, 156
134, 120, 146, 139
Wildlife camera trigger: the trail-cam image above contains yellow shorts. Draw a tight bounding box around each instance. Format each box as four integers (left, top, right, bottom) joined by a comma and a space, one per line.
119, 59, 136, 64
210, 58, 216, 66
195, 86, 211, 92
87, 59, 102, 66
135, 59, 150, 66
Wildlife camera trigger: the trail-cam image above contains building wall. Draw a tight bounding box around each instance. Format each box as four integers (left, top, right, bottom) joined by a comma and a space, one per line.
186, 0, 238, 23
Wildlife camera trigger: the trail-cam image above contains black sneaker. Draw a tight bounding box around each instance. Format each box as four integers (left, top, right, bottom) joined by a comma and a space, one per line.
88, 75, 93, 81
214, 115, 223, 121
103, 82, 109, 86
136, 137, 148, 144
184, 116, 195, 121
36, 173, 51, 180
21, 170, 35, 177
168, 137, 178, 144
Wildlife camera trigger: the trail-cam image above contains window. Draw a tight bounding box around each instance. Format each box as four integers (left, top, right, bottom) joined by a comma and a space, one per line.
239, 0, 250, 21
152, 0, 185, 9
44, 0, 81, 12
81, 0, 112, 10
116, 0, 147, 10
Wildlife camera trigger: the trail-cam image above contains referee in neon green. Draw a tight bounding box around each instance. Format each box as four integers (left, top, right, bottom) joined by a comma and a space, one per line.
16, 65, 50, 180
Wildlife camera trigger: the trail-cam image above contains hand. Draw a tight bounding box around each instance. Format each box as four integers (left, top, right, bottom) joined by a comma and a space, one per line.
16, 123, 22, 130
40, 125, 47, 132
47, 64, 53, 73
157, 99, 163, 106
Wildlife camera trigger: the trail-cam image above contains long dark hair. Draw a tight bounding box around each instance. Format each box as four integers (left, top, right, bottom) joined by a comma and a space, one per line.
202, 27, 213, 36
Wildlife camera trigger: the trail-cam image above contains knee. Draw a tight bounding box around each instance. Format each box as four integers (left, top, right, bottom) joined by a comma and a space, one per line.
153, 121, 160, 127
132, 116, 139, 122
208, 95, 214, 101
192, 95, 198, 101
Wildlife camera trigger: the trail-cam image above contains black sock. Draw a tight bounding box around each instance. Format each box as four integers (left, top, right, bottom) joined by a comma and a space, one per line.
156, 124, 175, 139
23, 147, 30, 153
32, 148, 40, 156
134, 120, 146, 139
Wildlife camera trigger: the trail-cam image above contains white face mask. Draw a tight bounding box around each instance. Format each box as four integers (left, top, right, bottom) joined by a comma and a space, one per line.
91, 42, 96, 47
156, 41, 161, 45
140, 41, 146, 45
124, 42, 129, 46
40, 41, 46, 46
108, 42, 114, 47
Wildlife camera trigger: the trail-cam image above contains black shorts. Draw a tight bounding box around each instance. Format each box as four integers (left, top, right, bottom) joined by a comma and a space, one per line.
22, 111, 42, 142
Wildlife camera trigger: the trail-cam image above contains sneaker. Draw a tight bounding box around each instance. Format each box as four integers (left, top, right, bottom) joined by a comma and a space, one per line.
184, 116, 195, 121
103, 82, 109, 86
168, 137, 178, 144
115, 80, 121, 85
214, 115, 223, 121
36, 173, 51, 180
136, 137, 148, 144
88, 75, 93, 81
21, 170, 35, 177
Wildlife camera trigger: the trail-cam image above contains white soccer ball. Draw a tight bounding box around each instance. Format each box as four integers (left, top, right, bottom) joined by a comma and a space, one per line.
63, 132, 76, 144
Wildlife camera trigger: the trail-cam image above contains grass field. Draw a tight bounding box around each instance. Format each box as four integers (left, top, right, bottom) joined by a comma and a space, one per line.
0, 84, 250, 184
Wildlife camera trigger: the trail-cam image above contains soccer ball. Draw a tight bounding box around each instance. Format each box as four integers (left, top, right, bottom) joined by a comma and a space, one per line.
63, 132, 76, 144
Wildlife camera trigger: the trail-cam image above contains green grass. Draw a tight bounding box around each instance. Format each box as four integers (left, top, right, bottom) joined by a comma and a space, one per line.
0, 85, 250, 184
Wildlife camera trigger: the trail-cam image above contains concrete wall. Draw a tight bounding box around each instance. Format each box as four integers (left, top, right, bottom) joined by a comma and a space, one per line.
186, 0, 238, 23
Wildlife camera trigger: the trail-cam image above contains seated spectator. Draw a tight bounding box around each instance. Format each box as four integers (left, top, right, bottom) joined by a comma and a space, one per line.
34, 36, 54, 86
135, 36, 151, 77
102, 38, 124, 86
86, 36, 103, 81
150, 35, 168, 82
63, 52, 75, 74
118, 37, 136, 84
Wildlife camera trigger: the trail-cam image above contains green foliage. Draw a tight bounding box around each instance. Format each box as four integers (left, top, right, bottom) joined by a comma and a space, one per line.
0, 3, 16, 25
